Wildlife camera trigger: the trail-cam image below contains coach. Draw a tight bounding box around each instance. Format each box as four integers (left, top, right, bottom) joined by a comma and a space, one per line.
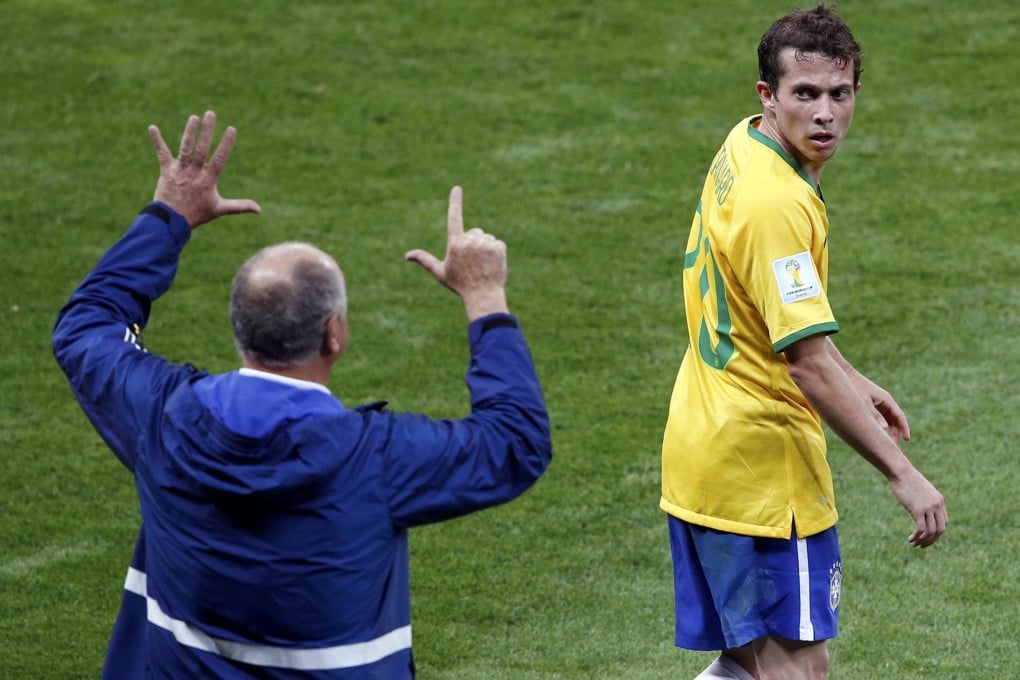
52, 111, 552, 678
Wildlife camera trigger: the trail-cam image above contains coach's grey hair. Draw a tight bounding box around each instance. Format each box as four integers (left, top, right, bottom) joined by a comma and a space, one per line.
230, 242, 347, 368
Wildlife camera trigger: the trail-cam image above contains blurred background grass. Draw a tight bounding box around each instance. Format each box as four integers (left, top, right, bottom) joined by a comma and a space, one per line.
1, 1, 1017, 677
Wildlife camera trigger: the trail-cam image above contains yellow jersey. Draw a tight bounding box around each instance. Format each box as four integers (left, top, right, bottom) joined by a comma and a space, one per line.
660, 116, 839, 539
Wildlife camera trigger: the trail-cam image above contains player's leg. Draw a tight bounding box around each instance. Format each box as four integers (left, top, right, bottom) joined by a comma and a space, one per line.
752, 636, 829, 680
694, 646, 757, 679
692, 636, 828, 680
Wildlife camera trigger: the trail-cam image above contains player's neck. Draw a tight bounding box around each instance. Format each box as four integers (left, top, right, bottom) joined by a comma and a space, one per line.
756, 115, 826, 185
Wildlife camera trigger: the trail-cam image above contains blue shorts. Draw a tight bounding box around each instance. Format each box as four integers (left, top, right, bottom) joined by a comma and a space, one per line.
668, 515, 841, 651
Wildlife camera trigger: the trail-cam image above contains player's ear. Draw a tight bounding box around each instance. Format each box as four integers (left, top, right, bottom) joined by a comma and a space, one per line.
756, 81, 775, 110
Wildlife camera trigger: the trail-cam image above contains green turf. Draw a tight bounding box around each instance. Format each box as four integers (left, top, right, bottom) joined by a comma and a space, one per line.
1, 1, 1017, 677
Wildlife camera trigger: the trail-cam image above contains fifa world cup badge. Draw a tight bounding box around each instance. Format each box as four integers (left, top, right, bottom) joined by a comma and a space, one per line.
829, 562, 843, 612
772, 251, 821, 304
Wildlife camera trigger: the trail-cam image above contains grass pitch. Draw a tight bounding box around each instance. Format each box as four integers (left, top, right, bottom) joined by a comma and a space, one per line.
1, 1, 1017, 678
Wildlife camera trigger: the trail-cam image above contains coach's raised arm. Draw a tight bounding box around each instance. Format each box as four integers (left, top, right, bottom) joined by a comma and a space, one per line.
52, 110, 552, 679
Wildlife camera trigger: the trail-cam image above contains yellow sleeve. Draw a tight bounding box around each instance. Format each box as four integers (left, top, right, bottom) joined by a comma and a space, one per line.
724, 185, 837, 351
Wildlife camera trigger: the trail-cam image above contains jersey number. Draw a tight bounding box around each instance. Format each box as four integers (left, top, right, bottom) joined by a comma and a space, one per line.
684, 205, 734, 370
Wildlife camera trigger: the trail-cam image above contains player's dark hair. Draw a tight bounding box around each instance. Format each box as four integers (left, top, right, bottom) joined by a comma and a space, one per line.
230, 243, 346, 368
758, 3, 862, 91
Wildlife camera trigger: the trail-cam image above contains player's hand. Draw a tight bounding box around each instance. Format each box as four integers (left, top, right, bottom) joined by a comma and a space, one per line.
851, 372, 911, 443
149, 110, 261, 228
888, 466, 948, 548
405, 186, 509, 321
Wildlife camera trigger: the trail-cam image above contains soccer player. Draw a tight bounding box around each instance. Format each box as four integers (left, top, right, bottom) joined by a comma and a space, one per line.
53, 111, 552, 678
659, 5, 948, 679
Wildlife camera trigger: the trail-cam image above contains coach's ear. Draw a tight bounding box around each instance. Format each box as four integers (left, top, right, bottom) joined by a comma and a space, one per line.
322, 313, 349, 362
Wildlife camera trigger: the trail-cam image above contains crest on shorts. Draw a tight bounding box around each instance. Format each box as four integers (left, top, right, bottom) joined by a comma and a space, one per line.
828, 562, 842, 612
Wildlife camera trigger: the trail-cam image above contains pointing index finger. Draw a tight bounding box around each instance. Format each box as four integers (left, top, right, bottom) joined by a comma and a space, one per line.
447, 186, 464, 241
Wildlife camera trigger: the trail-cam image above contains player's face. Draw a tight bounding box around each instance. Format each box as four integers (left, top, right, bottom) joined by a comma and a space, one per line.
757, 48, 859, 181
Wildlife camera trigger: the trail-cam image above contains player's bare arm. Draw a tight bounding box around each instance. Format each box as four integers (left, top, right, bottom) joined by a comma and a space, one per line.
825, 337, 911, 442
786, 334, 948, 548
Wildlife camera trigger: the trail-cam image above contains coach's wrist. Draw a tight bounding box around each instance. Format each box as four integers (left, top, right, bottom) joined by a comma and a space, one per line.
462, 289, 509, 322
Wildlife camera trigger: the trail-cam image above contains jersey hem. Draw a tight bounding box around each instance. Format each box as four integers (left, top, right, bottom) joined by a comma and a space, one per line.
660, 498, 837, 539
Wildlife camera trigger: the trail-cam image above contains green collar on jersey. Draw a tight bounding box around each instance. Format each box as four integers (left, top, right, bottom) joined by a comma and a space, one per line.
746, 117, 822, 198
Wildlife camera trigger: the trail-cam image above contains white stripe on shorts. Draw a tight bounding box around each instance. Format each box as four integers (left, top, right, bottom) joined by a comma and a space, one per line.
123, 567, 411, 670
796, 538, 814, 639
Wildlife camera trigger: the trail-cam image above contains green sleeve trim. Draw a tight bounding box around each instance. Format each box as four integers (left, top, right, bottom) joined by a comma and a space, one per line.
773, 322, 839, 352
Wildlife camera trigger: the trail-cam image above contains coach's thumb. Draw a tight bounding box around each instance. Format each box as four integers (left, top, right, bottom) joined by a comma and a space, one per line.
405, 249, 445, 281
